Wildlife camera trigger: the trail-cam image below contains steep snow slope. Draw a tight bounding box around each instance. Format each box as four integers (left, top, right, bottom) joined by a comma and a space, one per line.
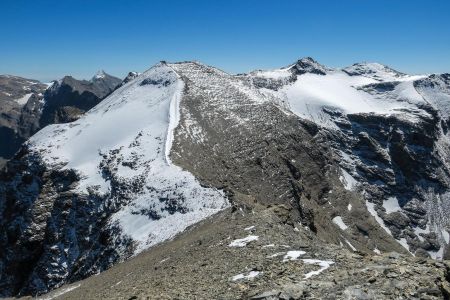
28, 63, 229, 254
0, 63, 229, 296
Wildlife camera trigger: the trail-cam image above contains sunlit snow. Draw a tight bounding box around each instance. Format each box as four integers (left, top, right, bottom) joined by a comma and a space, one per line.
228, 235, 259, 247
28, 63, 229, 255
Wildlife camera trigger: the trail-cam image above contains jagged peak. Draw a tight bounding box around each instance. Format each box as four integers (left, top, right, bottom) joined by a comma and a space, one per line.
92, 70, 108, 81
288, 57, 331, 76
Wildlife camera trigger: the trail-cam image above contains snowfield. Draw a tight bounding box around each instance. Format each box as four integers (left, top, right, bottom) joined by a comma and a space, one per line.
277, 70, 429, 128
28, 63, 229, 255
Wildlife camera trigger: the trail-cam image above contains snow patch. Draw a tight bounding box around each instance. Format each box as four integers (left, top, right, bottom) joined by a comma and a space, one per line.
383, 197, 401, 214
232, 271, 261, 281
229, 235, 259, 247
366, 200, 392, 236
269, 252, 285, 258
414, 224, 430, 242
339, 169, 357, 191
428, 246, 444, 260
332, 216, 348, 230
345, 239, 357, 251
398, 238, 410, 252
442, 230, 449, 244
282, 250, 306, 262
14, 93, 32, 105
302, 259, 334, 279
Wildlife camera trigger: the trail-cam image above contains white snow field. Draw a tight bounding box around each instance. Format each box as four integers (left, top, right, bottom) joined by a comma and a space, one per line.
28, 63, 229, 254
279, 70, 424, 128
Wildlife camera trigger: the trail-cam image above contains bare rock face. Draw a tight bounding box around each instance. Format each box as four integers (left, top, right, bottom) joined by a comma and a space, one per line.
0, 75, 48, 165
1, 59, 450, 298
39, 71, 121, 127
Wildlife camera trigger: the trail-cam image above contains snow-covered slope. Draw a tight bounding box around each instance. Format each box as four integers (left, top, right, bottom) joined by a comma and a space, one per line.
29, 63, 229, 254
262, 65, 428, 128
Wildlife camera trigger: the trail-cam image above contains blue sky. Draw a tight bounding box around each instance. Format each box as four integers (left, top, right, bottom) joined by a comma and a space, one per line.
1, 0, 449, 82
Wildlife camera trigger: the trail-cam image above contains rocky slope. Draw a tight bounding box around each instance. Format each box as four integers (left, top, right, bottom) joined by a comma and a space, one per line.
1, 58, 450, 298
0, 72, 121, 168
0, 75, 48, 167
32, 207, 450, 300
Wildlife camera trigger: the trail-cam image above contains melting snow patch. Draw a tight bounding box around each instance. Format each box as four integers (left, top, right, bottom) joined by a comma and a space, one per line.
232, 271, 261, 281
366, 201, 392, 236
345, 239, 357, 251
244, 225, 255, 231
269, 252, 285, 258
383, 197, 401, 214
332, 216, 348, 230
15, 93, 32, 106
348, 203, 352, 211
397, 238, 410, 252
302, 259, 334, 279
228, 235, 259, 247
428, 246, 444, 260
414, 225, 430, 242
443, 230, 450, 244
262, 244, 275, 248
282, 250, 306, 262
339, 169, 357, 191
373, 247, 381, 255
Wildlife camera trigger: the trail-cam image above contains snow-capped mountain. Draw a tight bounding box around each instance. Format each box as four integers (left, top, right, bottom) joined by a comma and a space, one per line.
249, 58, 450, 259
1, 58, 450, 297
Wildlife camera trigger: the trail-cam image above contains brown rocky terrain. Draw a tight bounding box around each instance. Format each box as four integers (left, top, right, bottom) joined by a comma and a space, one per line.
29, 205, 450, 300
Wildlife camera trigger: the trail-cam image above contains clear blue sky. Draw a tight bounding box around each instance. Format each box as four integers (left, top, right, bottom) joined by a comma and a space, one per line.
1, 0, 449, 82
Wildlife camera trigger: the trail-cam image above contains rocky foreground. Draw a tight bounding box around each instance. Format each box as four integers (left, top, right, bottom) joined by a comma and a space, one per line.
29, 205, 450, 300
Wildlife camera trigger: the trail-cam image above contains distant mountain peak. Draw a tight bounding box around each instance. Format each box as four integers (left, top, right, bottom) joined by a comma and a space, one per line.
343, 62, 407, 81
289, 56, 331, 75
92, 70, 108, 81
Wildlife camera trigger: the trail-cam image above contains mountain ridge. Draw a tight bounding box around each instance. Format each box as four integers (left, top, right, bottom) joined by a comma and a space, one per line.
1, 58, 450, 298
